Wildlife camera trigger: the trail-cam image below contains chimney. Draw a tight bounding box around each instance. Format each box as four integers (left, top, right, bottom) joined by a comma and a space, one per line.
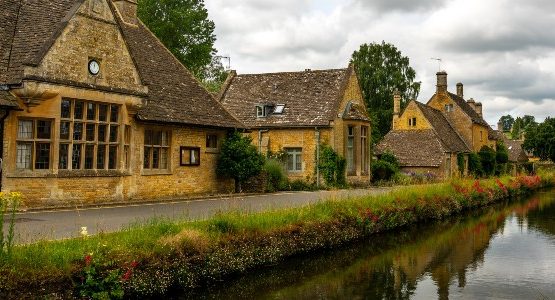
456, 83, 464, 98
112, 0, 138, 26
467, 98, 476, 111
436, 71, 448, 94
475, 102, 483, 117
497, 120, 504, 131
392, 90, 401, 129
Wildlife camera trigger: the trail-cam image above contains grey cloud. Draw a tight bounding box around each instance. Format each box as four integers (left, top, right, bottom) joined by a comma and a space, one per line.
354, 0, 448, 13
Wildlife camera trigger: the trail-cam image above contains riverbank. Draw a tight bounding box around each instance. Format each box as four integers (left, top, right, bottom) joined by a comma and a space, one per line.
1, 173, 554, 298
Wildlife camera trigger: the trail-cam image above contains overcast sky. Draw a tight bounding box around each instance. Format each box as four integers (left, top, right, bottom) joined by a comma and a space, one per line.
205, 0, 555, 127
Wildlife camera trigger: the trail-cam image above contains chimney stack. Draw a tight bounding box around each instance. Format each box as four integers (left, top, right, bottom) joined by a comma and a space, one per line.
112, 0, 138, 26
456, 83, 464, 98
475, 102, 483, 117
436, 71, 448, 94
497, 120, 504, 131
467, 98, 476, 111
393, 90, 401, 129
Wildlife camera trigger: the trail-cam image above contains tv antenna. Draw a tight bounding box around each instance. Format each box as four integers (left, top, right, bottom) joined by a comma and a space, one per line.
215, 55, 231, 70
430, 58, 442, 71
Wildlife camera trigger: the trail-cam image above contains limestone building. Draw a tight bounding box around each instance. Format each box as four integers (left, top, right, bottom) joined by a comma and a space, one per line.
219, 66, 371, 184
377, 72, 499, 178
0, 0, 243, 207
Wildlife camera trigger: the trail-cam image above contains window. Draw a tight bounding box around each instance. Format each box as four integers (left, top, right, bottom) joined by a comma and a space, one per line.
361, 126, 369, 174
256, 105, 268, 118
180, 147, 200, 166
408, 117, 417, 127
445, 104, 454, 112
16, 119, 52, 170
480, 130, 483, 142
144, 130, 170, 170
206, 134, 218, 149
286, 148, 302, 172
60, 98, 121, 170
347, 126, 355, 173
273, 104, 285, 114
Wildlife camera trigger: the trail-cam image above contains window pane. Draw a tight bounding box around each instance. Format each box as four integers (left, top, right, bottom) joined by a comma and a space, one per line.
73, 123, 83, 140
86, 103, 96, 120
84, 145, 94, 169
109, 125, 119, 142
144, 130, 152, 146
98, 124, 107, 142
287, 153, 294, 171
59, 144, 69, 169
97, 145, 106, 169
110, 105, 119, 123
295, 153, 302, 171
152, 148, 160, 169
144, 147, 151, 169
190, 149, 199, 165
72, 144, 82, 169
182, 149, 191, 165
86, 123, 96, 141
35, 143, 50, 169
16, 142, 32, 169
161, 131, 168, 146
60, 121, 70, 140
108, 145, 117, 169
74, 101, 84, 119
61, 99, 71, 119
18, 120, 33, 139
160, 148, 168, 169
98, 104, 108, 122
36, 120, 51, 139
206, 135, 217, 148
152, 131, 161, 146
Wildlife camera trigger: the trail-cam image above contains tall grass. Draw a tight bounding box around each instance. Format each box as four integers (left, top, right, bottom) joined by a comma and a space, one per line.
0, 192, 22, 261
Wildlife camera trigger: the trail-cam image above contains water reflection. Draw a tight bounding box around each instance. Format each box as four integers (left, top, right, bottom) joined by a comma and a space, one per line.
181, 190, 555, 300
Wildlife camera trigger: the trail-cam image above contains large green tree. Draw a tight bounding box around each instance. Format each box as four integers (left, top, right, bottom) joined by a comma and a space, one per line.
511, 115, 537, 139
137, 0, 217, 80
351, 41, 421, 143
499, 115, 514, 132
523, 117, 555, 162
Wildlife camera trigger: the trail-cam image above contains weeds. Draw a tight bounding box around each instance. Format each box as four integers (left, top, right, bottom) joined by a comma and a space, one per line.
0, 192, 22, 261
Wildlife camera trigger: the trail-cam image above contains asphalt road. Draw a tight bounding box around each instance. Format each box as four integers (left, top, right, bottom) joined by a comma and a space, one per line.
9, 188, 393, 244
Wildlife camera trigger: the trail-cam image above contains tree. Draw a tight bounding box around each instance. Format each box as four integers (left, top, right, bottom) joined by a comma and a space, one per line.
351, 41, 421, 144
499, 115, 514, 132
524, 117, 555, 162
137, 0, 217, 80
511, 115, 537, 140
478, 146, 497, 177
216, 132, 265, 192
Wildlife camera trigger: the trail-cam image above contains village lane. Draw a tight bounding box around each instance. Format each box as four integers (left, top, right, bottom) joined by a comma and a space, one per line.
11, 187, 393, 244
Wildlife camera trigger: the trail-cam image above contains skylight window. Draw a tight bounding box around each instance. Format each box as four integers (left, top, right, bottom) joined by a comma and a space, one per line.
274, 104, 285, 114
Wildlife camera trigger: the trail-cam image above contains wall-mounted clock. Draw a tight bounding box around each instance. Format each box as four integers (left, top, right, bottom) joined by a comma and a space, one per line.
88, 59, 100, 76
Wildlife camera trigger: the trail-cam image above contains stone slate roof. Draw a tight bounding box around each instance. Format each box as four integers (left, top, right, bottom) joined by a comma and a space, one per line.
0, 90, 18, 107
446, 92, 490, 127
505, 140, 529, 163
220, 68, 360, 128
343, 102, 371, 122
0, 0, 241, 128
416, 102, 470, 152
376, 130, 445, 167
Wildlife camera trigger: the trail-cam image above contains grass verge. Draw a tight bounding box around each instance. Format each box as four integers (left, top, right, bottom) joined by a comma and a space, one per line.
1, 172, 554, 298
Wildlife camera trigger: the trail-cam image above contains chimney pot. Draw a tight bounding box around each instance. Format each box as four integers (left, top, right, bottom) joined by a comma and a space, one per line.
475, 102, 483, 117
436, 71, 448, 94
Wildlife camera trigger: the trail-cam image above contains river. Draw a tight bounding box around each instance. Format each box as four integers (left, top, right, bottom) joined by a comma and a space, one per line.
181, 189, 555, 299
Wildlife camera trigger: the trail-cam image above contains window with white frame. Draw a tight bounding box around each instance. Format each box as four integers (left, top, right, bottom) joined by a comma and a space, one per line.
16, 119, 52, 170
144, 130, 170, 170
256, 105, 268, 118
347, 126, 355, 173
59, 99, 122, 170
286, 148, 302, 172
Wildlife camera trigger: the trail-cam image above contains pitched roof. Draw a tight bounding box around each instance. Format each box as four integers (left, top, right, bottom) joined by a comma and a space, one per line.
446, 92, 490, 127
416, 102, 470, 152
343, 102, 371, 122
0, 0, 242, 128
376, 130, 446, 167
505, 140, 529, 163
0, 90, 18, 107
220, 68, 358, 128
117, 16, 242, 128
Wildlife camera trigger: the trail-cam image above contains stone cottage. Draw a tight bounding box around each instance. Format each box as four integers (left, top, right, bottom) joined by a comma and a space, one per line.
219, 66, 371, 184
377, 72, 498, 178
0, 0, 243, 207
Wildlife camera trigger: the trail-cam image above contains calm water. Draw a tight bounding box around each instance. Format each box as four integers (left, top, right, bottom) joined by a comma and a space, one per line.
183, 189, 555, 300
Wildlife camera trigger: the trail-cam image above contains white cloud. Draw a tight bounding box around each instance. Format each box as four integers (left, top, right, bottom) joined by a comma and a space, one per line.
205, 0, 555, 124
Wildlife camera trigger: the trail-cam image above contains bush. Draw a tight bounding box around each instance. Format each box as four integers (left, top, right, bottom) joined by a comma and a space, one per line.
264, 159, 286, 192
380, 151, 399, 169
479, 146, 497, 177
457, 153, 466, 176
318, 145, 346, 187
371, 160, 398, 182
468, 152, 483, 177
288, 179, 316, 191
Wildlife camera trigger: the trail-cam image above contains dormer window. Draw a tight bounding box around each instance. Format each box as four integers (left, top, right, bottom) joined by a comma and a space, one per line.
274, 104, 285, 114
256, 105, 268, 118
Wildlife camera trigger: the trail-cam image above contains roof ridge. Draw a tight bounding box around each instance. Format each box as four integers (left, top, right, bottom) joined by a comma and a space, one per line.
416, 101, 471, 152
236, 68, 348, 77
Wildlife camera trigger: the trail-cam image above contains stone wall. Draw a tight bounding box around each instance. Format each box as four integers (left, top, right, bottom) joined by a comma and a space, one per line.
393, 101, 432, 130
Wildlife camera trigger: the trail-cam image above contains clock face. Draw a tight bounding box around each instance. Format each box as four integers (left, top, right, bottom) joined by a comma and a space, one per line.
88, 60, 100, 76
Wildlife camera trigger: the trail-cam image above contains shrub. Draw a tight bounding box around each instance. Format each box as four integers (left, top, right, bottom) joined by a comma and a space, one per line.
479, 146, 497, 177
380, 151, 399, 169
263, 159, 286, 192
457, 153, 466, 176
468, 152, 483, 177
288, 179, 316, 191
371, 160, 398, 182
318, 145, 346, 187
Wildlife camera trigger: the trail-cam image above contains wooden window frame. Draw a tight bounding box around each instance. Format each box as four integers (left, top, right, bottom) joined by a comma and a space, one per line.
180, 146, 201, 166
144, 129, 171, 170
285, 147, 303, 172
16, 118, 53, 170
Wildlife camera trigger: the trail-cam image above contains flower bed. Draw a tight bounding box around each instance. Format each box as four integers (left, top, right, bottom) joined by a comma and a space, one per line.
1, 173, 553, 298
